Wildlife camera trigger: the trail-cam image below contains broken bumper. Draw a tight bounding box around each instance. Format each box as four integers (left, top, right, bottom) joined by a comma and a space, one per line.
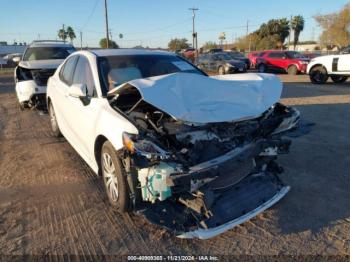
177, 185, 290, 239
16, 80, 46, 103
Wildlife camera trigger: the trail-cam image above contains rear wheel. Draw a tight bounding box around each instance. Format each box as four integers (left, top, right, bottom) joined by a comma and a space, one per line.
287, 65, 298, 75
258, 64, 266, 73
309, 66, 329, 84
101, 141, 130, 212
330, 75, 348, 83
49, 102, 62, 137
218, 66, 225, 75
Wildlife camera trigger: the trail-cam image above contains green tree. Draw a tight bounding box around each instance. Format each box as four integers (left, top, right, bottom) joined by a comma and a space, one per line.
291, 15, 305, 50
201, 41, 218, 50
314, 3, 350, 48
167, 38, 190, 51
58, 28, 67, 42
66, 26, 76, 43
99, 38, 119, 49
234, 18, 290, 51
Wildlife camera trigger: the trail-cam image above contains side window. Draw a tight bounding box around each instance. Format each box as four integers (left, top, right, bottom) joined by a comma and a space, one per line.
268, 52, 286, 59
60, 56, 78, 85
72, 56, 96, 97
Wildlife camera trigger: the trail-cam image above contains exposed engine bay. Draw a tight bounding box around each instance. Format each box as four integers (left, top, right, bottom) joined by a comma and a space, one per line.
108, 73, 301, 239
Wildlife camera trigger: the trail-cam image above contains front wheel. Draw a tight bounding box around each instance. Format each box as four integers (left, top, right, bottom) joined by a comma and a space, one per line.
309, 66, 329, 84
330, 75, 348, 83
49, 102, 62, 137
101, 141, 130, 212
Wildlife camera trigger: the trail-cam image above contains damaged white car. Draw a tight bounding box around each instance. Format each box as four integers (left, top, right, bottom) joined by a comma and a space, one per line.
47, 49, 300, 239
15, 41, 75, 109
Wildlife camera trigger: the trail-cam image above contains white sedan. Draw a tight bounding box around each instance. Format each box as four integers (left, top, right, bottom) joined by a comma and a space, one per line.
47, 49, 300, 239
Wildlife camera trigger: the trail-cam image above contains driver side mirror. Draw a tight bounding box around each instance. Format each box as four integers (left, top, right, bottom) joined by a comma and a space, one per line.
68, 83, 87, 98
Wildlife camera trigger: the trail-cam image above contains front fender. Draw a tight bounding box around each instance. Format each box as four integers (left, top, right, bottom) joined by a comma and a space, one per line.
94, 100, 139, 152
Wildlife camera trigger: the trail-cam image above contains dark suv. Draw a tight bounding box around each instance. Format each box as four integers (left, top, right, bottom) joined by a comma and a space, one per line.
197, 52, 247, 74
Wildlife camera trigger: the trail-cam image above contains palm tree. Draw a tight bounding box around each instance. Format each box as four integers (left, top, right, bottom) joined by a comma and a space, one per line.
291, 15, 305, 50
58, 28, 67, 43
66, 26, 76, 43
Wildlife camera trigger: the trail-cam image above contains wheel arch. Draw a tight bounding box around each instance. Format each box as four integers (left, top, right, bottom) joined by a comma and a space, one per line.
94, 135, 109, 176
309, 63, 328, 75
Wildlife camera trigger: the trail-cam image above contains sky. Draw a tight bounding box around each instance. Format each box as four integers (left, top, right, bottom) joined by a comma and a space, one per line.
0, 0, 349, 48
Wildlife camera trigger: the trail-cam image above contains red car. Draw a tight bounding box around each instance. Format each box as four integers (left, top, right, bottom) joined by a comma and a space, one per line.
256, 50, 309, 75
248, 51, 262, 68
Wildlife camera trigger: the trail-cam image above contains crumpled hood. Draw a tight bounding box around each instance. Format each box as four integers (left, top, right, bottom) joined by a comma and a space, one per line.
18, 59, 64, 69
109, 73, 282, 124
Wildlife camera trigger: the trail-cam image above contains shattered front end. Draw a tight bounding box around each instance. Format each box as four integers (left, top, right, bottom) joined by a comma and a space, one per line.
109, 73, 301, 239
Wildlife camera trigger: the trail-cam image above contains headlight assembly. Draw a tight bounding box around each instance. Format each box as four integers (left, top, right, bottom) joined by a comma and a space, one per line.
122, 132, 170, 159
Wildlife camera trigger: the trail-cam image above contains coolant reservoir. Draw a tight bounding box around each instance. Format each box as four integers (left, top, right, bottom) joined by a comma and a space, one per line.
138, 163, 176, 203
138, 162, 177, 203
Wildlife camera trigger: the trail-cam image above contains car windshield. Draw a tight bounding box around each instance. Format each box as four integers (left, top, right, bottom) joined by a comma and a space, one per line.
229, 52, 245, 58
213, 53, 232, 61
23, 46, 75, 61
286, 51, 305, 59
98, 54, 206, 95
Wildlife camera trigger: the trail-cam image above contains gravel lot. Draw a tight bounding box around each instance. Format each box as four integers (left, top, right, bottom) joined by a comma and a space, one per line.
0, 73, 349, 257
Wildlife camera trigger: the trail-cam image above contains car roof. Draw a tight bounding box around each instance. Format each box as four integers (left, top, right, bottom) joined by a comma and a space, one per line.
90, 48, 176, 57
29, 41, 75, 48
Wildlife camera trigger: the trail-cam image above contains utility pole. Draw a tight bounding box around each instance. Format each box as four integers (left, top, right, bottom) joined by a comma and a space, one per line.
104, 0, 110, 48
61, 24, 66, 43
189, 7, 199, 59
80, 31, 83, 50
246, 20, 251, 52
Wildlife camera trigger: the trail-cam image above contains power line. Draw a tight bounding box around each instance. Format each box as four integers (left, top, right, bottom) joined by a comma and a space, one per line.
80, 0, 101, 30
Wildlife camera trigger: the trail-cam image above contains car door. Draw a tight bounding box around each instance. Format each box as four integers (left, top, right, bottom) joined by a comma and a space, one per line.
62, 55, 100, 162
266, 52, 288, 71
208, 54, 219, 72
199, 54, 209, 70
335, 54, 350, 72
53, 55, 79, 136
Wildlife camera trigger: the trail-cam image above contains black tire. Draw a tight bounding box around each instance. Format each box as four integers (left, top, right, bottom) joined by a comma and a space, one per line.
101, 141, 130, 212
218, 66, 225, 75
309, 66, 329, 84
258, 64, 266, 73
48, 102, 62, 137
287, 65, 298, 75
330, 75, 348, 83
19, 102, 28, 111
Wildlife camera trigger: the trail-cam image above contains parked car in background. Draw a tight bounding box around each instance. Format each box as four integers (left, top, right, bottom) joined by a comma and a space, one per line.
181, 48, 195, 62
14, 40, 76, 109
248, 51, 262, 68
204, 48, 223, 54
256, 50, 309, 75
47, 49, 300, 239
307, 53, 350, 84
197, 52, 247, 74
226, 51, 250, 69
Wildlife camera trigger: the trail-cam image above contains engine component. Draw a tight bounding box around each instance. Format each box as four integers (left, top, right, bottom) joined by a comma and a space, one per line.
138, 162, 181, 203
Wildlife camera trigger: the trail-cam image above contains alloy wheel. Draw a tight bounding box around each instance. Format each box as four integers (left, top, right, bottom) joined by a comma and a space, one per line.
102, 152, 119, 202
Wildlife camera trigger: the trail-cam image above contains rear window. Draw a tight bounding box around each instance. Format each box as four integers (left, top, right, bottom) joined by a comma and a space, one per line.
98, 54, 205, 95
23, 46, 76, 61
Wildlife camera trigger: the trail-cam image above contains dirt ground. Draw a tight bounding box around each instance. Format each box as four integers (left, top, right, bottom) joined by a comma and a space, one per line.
0, 73, 349, 257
